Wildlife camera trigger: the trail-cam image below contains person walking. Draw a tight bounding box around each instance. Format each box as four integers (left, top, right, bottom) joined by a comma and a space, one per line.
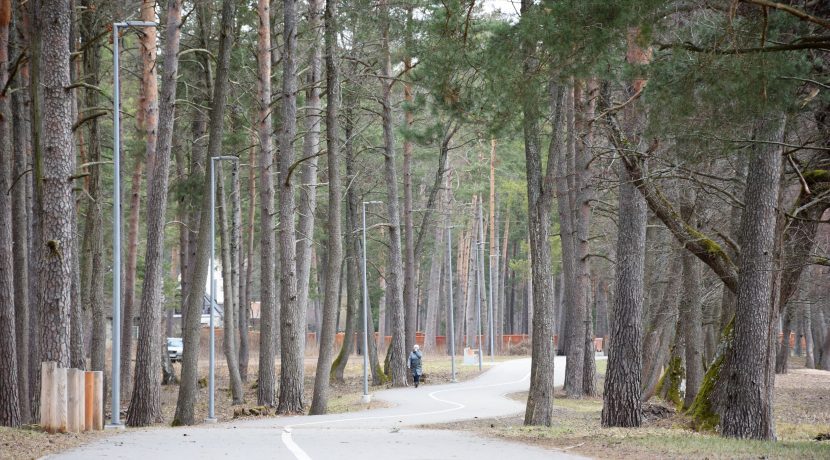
408, 344, 423, 388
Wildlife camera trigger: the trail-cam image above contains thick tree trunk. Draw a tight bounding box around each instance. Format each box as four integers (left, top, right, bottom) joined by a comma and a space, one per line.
255, 0, 277, 408
602, 29, 650, 426
127, 0, 179, 427
558, 86, 582, 397
38, 0, 74, 369
310, 0, 342, 412
277, 0, 305, 414
379, 0, 407, 388
521, 23, 561, 422
720, 114, 784, 440
575, 80, 598, 396
173, 0, 236, 426
601, 161, 647, 427
0, 0, 21, 426
25, 0, 42, 421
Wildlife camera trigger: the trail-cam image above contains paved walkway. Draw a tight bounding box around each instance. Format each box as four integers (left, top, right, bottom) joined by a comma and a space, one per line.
56, 357, 589, 460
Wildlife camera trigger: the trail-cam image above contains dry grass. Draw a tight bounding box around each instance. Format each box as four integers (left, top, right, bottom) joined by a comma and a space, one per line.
429, 361, 830, 459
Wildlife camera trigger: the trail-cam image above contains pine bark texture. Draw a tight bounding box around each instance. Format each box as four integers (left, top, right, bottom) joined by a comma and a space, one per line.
379, 0, 407, 388
331, 92, 359, 382
601, 163, 647, 427
0, 0, 21, 426
173, 0, 236, 426
255, 0, 277, 408
295, 0, 321, 360
520, 23, 561, 422
277, 0, 305, 414
11, 9, 31, 422
310, 0, 342, 413
127, 0, 181, 427
720, 115, 784, 440
38, 0, 74, 368
679, 197, 703, 408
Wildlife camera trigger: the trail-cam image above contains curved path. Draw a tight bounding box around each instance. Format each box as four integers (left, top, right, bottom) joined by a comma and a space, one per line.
57, 356, 588, 460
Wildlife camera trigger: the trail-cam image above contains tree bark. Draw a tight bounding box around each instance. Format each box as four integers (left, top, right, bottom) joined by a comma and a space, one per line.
121, 153, 143, 398
173, 0, 236, 426
277, 0, 305, 414
680, 195, 703, 408
331, 90, 359, 382
0, 0, 21, 426
11, 1, 31, 423
126, 0, 179, 427
295, 0, 322, 367
424, 195, 444, 352
720, 114, 784, 440
310, 0, 343, 412
239, 146, 255, 382
379, 0, 407, 388
255, 0, 277, 408
521, 13, 561, 421
217, 166, 244, 405
640, 251, 681, 401
38, 0, 74, 369
601, 159, 647, 427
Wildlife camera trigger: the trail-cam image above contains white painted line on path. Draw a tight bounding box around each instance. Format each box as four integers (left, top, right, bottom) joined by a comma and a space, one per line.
281, 369, 531, 460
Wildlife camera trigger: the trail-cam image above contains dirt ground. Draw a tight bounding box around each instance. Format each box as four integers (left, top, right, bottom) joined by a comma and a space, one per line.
425, 360, 830, 459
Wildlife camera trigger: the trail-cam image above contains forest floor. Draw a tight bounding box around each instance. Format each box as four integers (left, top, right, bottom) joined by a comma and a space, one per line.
0, 351, 502, 459
425, 359, 830, 459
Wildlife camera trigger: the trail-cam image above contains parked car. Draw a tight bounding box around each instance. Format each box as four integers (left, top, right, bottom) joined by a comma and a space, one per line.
167, 337, 183, 362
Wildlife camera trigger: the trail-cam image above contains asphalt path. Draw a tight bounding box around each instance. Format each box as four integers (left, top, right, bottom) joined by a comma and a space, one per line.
56, 356, 591, 460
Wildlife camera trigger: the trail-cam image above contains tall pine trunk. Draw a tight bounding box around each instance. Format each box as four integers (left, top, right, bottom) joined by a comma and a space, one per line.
0, 0, 21, 427
331, 91, 359, 382
601, 162, 647, 427
11, 4, 31, 422
173, 0, 236, 426
310, 0, 343, 412
277, 0, 305, 414
379, 0, 407, 387
217, 167, 244, 404
37, 0, 74, 369
256, 0, 277, 407
720, 114, 784, 440
295, 0, 322, 365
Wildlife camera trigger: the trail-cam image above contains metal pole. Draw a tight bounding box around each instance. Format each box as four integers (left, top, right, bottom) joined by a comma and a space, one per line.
474, 242, 483, 371
446, 225, 457, 382
488, 254, 495, 363
207, 158, 217, 422
360, 202, 371, 403
109, 19, 157, 429
110, 23, 122, 428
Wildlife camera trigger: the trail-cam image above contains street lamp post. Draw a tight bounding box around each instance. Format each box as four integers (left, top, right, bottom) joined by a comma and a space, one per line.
361, 201, 382, 403
110, 20, 157, 429
446, 225, 457, 382
489, 254, 497, 363
207, 156, 239, 423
